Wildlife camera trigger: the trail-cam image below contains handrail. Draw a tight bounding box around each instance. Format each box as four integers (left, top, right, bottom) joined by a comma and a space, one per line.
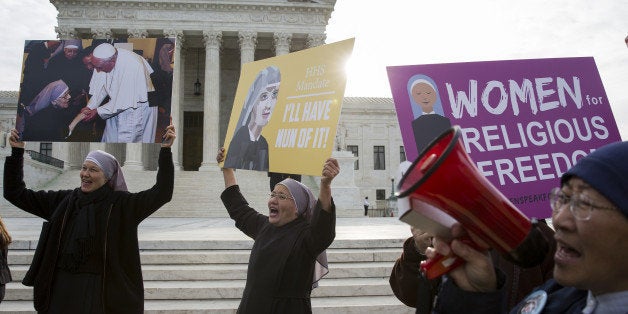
25, 150, 64, 169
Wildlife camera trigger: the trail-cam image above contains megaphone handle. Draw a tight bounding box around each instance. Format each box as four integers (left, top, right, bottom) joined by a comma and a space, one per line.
419, 236, 481, 279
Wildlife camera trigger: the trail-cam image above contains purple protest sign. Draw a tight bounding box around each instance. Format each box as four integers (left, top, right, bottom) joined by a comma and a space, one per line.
387, 57, 622, 218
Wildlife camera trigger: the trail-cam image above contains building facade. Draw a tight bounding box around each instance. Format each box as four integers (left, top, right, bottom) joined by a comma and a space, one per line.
1, 0, 407, 216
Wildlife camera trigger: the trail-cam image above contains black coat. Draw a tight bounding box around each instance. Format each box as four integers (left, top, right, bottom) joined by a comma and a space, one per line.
433, 276, 589, 314
221, 185, 335, 313
3, 147, 174, 313
0, 246, 11, 302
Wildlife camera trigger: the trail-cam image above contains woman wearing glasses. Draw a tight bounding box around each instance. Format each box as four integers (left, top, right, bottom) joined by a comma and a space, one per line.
217, 147, 339, 314
224, 66, 280, 171
427, 141, 628, 314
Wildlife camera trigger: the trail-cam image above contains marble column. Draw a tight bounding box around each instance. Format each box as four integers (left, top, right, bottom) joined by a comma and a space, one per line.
128, 29, 148, 39
91, 28, 112, 40
123, 143, 143, 170
89, 142, 107, 152
274, 32, 292, 56
55, 26, 77, 39
198, 31, 222, 171
122, 142, 142, 170
306, 33, 326, 48
165, 29, 184, 170
62, 143, 84, 170
238, 31, 257, 65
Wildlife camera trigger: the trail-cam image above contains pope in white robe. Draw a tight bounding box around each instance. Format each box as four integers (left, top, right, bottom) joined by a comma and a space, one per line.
82, 43, 157, 143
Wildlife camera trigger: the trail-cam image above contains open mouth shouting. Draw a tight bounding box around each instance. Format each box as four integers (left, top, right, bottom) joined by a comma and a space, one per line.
269, 206, 279, 219
554, 239, 581, 267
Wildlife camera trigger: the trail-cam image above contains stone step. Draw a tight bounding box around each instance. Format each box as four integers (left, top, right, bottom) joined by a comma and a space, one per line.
0, 295, 414, 313
7, 261, 394, 282
5, 277, 395, 301
0, 217, 411, 313
8, 237, 404, 251
7, 248, 402, 265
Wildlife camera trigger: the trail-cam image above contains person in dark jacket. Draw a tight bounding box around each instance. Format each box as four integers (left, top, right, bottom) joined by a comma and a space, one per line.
3, 123, 176, 313
428, 141, 628, 314
0, 215, 12, 303
389, 223, 555, 313
217, 147, 338, 313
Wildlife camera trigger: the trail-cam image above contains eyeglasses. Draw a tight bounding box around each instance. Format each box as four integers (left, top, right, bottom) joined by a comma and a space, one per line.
549, 187, 617, 221
269, 192, 293, 201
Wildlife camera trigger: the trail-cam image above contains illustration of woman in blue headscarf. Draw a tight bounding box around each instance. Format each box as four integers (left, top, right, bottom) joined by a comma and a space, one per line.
407, 74, 451, 154
224, 66, 281, 171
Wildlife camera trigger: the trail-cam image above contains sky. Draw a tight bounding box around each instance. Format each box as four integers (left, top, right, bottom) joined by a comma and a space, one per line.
1, 0, 627, 138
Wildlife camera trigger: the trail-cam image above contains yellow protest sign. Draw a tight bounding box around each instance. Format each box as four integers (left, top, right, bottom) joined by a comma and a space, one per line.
222, 38, 354, 176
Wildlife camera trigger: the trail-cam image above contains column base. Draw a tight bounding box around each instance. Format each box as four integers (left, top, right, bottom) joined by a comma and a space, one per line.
122, 161, 144, 171
198, 161, 220, 171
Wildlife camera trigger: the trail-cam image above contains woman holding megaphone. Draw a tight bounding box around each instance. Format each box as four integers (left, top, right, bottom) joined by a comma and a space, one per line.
428, 141, 628, 313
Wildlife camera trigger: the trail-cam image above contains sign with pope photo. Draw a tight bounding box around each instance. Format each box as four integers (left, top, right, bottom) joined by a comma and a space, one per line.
222, 38, 354, 176
387, 57, 622, 218
16, 38, 175, 143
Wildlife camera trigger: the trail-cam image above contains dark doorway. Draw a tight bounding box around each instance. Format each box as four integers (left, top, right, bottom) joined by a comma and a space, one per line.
183, 111, 203, 171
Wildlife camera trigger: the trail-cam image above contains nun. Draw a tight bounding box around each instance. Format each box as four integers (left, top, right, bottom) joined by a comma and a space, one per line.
3, 123, 176, 313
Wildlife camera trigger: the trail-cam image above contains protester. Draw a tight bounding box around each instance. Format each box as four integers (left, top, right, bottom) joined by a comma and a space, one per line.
389, 223, 555, 313
3, 124, 176, 313
217, 146, 338, 313
0, 215, 12, 303
428, 141, 628, 313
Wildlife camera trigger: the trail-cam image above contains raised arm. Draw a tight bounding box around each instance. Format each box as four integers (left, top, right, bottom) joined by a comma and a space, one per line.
428, 224, 497, 293
133, 122, 175, 222
9, 129, 25, 149
319, 157, 339, 212
216, 147, 236, 188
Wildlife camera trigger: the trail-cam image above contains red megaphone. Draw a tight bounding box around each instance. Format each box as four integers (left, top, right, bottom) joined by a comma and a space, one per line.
397, 126, 549, 279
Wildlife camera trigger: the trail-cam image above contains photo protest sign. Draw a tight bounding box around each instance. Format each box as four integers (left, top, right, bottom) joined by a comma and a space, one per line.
387, 57, 622, 218
16, 38, 175, 143
222, 38, 354, 176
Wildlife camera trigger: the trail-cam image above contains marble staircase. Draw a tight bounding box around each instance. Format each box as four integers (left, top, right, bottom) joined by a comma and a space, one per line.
1, 230, 413, 313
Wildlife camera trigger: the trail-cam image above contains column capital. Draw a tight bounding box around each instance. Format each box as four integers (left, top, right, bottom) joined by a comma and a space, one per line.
56, 26, 77, 39
203, 31, 223, 49
273, 32, 292, 55
306, 33, 326, 48
164, 29, 185, 45
91, 28, 112, 39
128, 28, 148, 38
238, 31, 257, 51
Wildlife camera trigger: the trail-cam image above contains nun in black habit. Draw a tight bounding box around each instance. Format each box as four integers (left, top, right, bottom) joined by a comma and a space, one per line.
217, 147, 339, 313
4, 125, 176, 313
